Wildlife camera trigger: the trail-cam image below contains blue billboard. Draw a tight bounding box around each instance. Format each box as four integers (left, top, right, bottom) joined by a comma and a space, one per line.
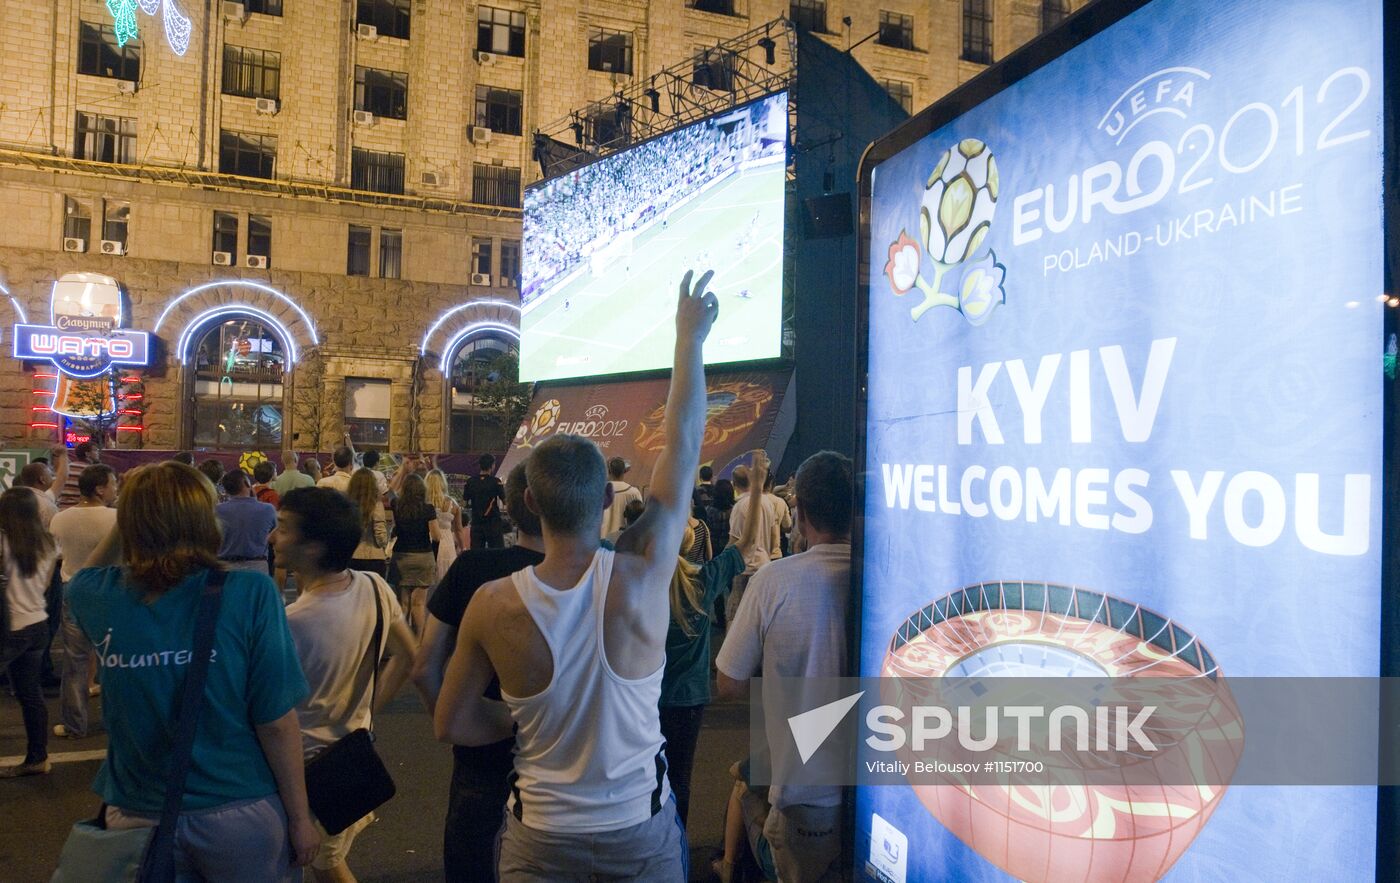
857, 0, 1388, 880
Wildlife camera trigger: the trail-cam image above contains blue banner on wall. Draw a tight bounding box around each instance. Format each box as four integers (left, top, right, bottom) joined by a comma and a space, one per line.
859, 0, 1386, 880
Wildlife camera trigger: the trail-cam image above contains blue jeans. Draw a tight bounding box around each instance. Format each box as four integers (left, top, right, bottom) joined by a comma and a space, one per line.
58, 588, 99, 736
1, 622, 49, 764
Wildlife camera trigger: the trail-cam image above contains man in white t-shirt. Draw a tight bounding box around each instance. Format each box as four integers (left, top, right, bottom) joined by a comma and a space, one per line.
728, 464, 776, 573
316, 446, 356, 495
599, 457, 644, 539
717, 451, 854, 883
49, 463, 119, 739
15, 449, 68, 530
274, 487, 416, 881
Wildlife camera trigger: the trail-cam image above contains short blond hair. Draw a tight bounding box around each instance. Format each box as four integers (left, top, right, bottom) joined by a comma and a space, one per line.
119, 462, 223, 595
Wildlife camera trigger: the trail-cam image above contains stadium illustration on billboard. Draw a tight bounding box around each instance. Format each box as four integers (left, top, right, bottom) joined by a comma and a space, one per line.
520, 91, 788, 382
884, 139, 1007, 326
880, 582, 1236, 883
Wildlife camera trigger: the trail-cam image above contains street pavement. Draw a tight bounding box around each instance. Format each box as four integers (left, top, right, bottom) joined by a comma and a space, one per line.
0, 682, 750, 881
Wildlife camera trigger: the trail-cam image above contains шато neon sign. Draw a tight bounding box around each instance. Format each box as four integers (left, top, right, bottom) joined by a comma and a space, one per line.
13, 274, 151, 380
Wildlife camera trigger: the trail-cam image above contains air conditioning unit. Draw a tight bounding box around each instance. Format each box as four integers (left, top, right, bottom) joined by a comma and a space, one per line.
500, 275, 518, 288
600, 61, 614, 72
476, 51, 496, 65
254, 97, 279, 115
470, 126, 492, 145
62, 237, 86, 253
353, 110, 375, 126
212, 250, 233, 266
222, 1, 246, 21
245, 254, 268, 269
470, 273, 491, 286
100, 240, 126, 255
356, 23, 378, 39
117, 80, 137, 95
420, 171, 441, 187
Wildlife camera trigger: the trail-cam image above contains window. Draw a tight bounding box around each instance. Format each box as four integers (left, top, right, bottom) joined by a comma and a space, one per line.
477, 6, 525, 57
448, 334, 519, 452
190, 317, 285, 451
963, 0, 993, 63
351, 148, 406, 194
693, 47, 736, 91
213, 211, 238, 257
75, 112, 136, 164
248, 215, 272, 262
878, 11, 916, 50
347, 226, 371, 276
379, 229, 402, 279
354, 66, 408, 120
246, 0, 282, 15
881, 78, 913, 113
222, 45, 281, 100
102, 200, 129, 246
472, 164, 521, 208
356, 0, 410, 40
500, 240, 520, 288
689, 0, 737, 15
1042, 0, 1070, 32
588, 28, 633, 75
219, 130, 276, 178
345, 379, 391, 450
475, 86, 523, 135
63, 197, 92, 242
472, 237, 493, 277
789, 0, 827, 32
77, 22, 140, 81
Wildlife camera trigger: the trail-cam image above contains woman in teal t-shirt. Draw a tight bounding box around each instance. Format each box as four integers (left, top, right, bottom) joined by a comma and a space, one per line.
660, 455, 769, 828
67, 462, 318, 880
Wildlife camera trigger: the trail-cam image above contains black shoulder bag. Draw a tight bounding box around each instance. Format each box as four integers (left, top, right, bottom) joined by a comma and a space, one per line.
303, 574, 397, 835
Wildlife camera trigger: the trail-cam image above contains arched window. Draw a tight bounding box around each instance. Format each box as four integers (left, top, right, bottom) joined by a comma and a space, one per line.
448, 331, 519, 453
188, 316, 286, 450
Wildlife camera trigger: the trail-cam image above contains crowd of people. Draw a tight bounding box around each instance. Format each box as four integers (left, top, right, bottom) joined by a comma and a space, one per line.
1, 271, 855, 882
523, 103, 786, 304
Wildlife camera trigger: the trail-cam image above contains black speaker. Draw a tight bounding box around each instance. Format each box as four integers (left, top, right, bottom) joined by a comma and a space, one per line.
801, 193, 853, 239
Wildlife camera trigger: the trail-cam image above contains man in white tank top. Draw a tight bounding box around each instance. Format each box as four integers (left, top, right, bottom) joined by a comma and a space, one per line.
436, 270, 720, 881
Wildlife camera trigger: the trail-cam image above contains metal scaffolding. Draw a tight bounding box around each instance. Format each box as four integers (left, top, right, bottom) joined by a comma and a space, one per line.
534, 17, 797, 180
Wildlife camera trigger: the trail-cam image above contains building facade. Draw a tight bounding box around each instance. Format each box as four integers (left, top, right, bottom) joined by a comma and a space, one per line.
0, 0, 1084, 453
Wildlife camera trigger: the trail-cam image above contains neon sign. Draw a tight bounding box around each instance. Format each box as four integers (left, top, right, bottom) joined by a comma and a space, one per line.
106, 0, 192, 57
13, 324, 150, 376
15, 273, 150, 422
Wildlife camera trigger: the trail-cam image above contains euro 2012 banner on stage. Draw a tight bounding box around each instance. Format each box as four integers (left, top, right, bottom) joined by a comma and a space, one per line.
859, 0, 1386, 880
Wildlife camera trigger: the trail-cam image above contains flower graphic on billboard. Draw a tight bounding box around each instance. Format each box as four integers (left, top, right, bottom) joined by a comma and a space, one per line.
885, 138, 1007, 324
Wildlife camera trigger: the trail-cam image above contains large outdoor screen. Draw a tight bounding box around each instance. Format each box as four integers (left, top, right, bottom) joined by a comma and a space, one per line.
858, 0, 1386, 880
520, 91, 788, 382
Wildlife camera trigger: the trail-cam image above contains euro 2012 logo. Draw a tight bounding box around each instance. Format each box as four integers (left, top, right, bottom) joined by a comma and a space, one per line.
885, 138, 1007, 325
514, 398, 561, 448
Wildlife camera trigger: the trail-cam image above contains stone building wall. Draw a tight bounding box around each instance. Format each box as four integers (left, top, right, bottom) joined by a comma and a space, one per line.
0, 0, 1089, 452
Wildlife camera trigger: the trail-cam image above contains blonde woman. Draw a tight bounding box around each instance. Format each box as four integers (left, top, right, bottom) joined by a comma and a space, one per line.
424, 469, 462, 581
389, 473, 437, 635
65, 462, 317, 877
347, 468, 389, 577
